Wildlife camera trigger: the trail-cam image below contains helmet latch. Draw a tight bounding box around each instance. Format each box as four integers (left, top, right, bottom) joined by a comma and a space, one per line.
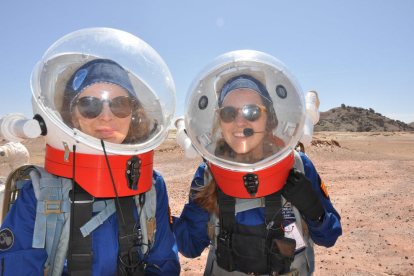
126, 156, 141, 190
243, 173, 259, 197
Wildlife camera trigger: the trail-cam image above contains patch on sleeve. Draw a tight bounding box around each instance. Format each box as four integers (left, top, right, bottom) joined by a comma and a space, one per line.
0, 228, 14, 251
318, 175, 330, 200
282, 203, 296, 219
168, 206, 173, 232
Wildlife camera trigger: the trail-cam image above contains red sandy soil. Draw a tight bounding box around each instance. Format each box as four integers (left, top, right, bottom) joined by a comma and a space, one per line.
1, 131, 414, 275
155, 132, 414, 276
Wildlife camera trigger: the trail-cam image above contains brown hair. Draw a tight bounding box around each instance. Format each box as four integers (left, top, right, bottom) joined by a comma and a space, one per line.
192, 168, 219, 216
122, 103, 151, 143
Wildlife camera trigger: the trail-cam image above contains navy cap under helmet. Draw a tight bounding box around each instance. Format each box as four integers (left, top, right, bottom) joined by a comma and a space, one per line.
218, 74, 272, 108
65, 59, 137, 112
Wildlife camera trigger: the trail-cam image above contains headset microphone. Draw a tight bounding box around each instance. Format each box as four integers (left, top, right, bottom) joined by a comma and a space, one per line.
243, 128, 266, 137
243, 128, 254, 137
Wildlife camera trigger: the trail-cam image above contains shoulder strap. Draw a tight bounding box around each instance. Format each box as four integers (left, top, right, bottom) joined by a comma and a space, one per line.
290, 151, 306, 238
67, 183, 94, 276
116, 196, 146, 276
144, 179, 157, 219
51, 177, 72, 276
289, 151, 315, 274
78, 199, 115, 237
264, 190, 283, 239
217, 187, 235, 234
203, 163, 213, 187
135, 179, 157, 255
293, 150, 304, 173
24, 165, 73, 276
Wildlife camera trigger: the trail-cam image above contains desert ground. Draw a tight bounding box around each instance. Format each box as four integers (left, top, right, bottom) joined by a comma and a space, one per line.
1, 131, 413, 276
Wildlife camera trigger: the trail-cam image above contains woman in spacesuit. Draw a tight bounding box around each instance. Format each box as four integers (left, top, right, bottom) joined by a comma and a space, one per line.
173, 50, 342, 276
0, 28, 179, 276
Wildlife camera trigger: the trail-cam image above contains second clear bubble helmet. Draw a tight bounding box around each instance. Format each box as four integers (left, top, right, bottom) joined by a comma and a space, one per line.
183, 50, 306, 198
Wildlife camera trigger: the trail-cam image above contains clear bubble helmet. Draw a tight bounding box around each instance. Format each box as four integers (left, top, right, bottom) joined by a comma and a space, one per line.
31, 28, 175, 197
185, 50, 305, 198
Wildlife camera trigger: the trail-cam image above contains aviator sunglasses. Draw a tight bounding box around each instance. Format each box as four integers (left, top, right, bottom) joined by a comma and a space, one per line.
74, 96, 138, 119
217, 104, 267, 123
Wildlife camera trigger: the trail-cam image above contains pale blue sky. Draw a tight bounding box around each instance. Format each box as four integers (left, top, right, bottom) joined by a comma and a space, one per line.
1, 0, 413, 124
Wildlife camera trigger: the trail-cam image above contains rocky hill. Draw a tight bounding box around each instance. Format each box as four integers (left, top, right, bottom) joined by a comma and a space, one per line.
315, 105, 414, 132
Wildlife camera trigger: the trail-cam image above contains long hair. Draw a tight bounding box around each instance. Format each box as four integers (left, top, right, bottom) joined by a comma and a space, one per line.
192, 169, 219, 216
122, 102, 151, 144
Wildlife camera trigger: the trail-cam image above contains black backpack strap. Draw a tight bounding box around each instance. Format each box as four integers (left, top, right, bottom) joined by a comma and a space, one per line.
217, 188, 235, 233
115, 196, 145, 276
266, 191, 295, 275
67, 183, 94, 276
265, 190, 284, 237
216, 187, 237, 272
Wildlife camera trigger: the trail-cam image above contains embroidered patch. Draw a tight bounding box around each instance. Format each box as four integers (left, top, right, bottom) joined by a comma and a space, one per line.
318, 175, 330, 200
168, 206, 173, 232
0, 228, 14, 251
282, 203, 296, 219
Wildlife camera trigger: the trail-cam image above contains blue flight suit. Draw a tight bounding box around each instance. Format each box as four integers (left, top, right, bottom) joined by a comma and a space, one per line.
173, 153, 342, 259
0, 171, 180, 276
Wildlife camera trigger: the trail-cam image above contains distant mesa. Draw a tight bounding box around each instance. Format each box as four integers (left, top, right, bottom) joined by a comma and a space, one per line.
315, 105, 414, 132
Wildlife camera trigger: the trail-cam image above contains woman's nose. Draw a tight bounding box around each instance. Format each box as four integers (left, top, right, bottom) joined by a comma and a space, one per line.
234, 110, 247, 126
99, 103, 114, 121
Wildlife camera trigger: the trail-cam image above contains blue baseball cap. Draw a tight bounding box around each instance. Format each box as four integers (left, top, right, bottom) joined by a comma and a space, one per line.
65, 59, 137, 112
218, 74, 272, 108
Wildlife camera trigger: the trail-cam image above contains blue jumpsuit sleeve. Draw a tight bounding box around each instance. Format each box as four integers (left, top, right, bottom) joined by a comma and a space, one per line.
0, 181, 48, 275
299, 153, 342, 247
172, 163, 211, 258
143, 171, 180, 276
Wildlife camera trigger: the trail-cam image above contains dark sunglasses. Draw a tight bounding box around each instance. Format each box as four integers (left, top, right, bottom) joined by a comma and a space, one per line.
74, 96, 138, 119
216, 104, 266, 123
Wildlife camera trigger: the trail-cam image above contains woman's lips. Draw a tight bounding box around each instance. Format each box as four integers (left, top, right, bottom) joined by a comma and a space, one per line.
96, 128, 116, 136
